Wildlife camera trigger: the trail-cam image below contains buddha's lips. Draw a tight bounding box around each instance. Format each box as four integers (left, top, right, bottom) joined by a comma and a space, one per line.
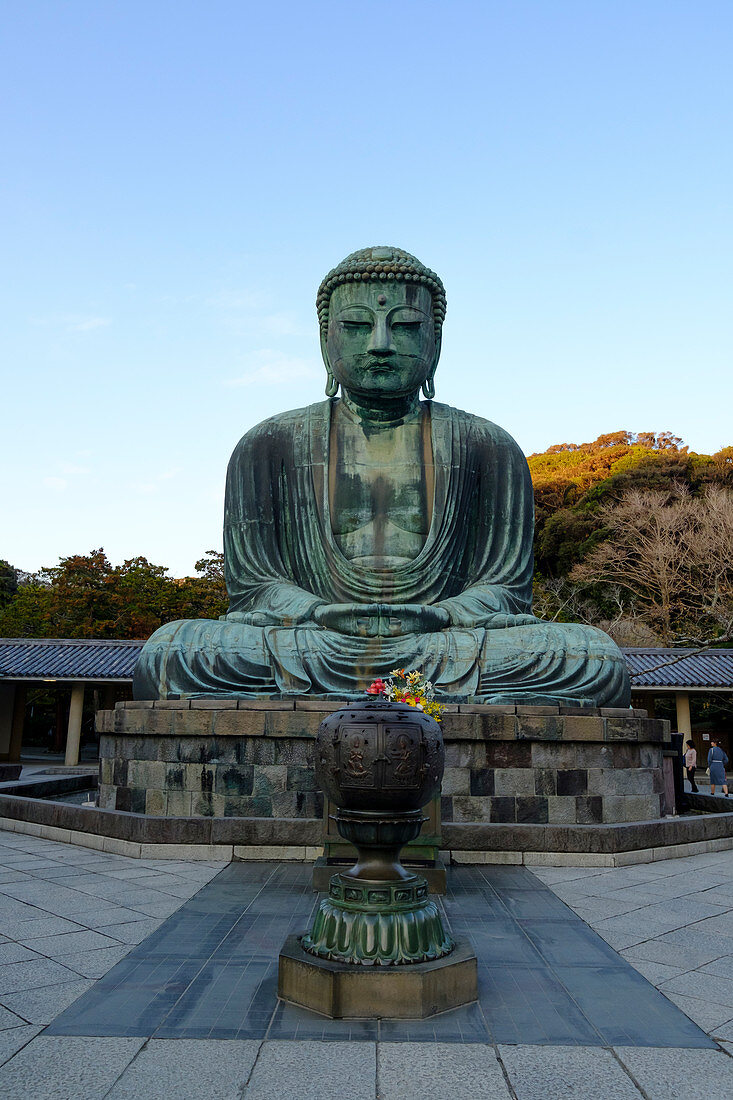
364, 360, 395, 372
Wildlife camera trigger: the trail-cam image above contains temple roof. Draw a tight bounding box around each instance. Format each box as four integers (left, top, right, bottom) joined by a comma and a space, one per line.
624, 647, 733, 690
0, 638, 144, 681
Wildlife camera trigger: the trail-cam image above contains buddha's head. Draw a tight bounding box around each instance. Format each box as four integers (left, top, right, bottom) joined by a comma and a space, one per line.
317, 246, 446, 402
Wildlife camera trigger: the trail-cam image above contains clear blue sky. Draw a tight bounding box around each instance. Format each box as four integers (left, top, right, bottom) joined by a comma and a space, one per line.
2, 1, 731, 577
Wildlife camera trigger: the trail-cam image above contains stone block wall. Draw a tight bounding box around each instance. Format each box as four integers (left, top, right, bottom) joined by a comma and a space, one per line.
437, 710, 666, 824
97, 700, 668, 826
97, 701, 325, 819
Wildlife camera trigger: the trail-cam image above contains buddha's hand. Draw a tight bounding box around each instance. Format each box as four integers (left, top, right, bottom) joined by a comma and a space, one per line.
437, 599, 538, 630
313, 603, 450, 637
226, 610, 286, 626
377, 604, 451, 636
481, 612, 539, 630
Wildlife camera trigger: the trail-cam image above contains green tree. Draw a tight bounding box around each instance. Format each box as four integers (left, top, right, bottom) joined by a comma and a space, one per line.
0, 560, 18, 609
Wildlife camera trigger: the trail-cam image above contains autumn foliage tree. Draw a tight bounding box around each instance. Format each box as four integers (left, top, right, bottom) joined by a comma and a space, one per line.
0, 549, 227, 639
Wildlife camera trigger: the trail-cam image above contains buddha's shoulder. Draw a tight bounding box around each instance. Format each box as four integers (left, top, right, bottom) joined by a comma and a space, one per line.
430, 401, 524, 455
228, 401, 329, 460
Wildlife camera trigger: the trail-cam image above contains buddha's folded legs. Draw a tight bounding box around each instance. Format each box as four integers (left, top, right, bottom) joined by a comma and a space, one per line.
133, 616, 630, 708
477, 621, 630, 708
132, 618, 481, 699
132, 619, 279, 699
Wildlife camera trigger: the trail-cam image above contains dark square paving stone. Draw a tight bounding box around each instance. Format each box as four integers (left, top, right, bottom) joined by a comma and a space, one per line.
446, 916, 546, 968
156, 957, 276, 1039
517, 919, 627, 968
474, 866, 545, 891
269, 1001, 380, 1042
478, 965, 602, 1045
378, 1001, 489, 1044
556, 965, 715, 1047
494, 887, 584, 921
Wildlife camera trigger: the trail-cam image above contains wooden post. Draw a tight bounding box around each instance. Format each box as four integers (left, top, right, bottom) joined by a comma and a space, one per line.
64, 684, 85, 766
675, 691, 692, 737
9, 685, 26, 763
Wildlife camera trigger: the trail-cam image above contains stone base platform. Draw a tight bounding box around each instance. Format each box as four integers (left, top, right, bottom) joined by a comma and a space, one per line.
3, 797, 733, 866
278, 934, 478, 1019
97, 698, 669, 825
0, 697, 698, 865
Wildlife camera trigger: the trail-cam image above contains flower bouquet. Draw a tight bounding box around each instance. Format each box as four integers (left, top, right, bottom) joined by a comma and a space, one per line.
366, 668, 444, 722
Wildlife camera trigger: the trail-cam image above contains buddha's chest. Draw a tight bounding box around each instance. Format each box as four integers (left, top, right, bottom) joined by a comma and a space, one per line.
328, 416, 433, 569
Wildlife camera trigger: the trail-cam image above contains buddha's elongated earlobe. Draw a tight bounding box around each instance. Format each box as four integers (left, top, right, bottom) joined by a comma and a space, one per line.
422, 332, 440, 400
325, 371, 339, 398
321, 329, 339, 397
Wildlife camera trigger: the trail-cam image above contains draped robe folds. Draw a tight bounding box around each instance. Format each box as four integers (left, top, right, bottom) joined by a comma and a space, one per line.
133, 400, 630, 706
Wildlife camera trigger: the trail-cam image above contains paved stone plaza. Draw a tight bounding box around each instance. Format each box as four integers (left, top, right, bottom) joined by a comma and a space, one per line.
1, 830, 733, 1097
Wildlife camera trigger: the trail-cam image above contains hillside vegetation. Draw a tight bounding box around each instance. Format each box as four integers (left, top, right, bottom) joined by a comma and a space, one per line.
529, 432, 733, 647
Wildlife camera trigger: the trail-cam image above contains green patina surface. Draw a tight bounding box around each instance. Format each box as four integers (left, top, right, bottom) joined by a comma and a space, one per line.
134, 246, 630, 707
302, 873, 454, 966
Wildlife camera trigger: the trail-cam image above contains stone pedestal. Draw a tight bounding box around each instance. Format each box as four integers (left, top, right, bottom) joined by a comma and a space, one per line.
98, 699, 668, 827
278, 934, 477, 1019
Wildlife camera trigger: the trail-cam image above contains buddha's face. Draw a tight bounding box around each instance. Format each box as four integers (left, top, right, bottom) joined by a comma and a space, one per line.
324, 281, 438, 401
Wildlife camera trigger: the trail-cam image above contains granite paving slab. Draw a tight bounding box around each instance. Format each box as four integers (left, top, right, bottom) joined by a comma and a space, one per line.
378, 1042, 511, 1099
0, 978, 95, 1025
0, 1035, 145, 1098
242, 1039, 376, 1100
56, 944, 138, 979
4, 916, 85, 942
498, 1044, 642, 1099
105, 1037, 261, 1099
0, 1024, 42, 1069
0, 1004, 27, 1030
0, 959, 78, 996
44, 861, 714, 1047
615, 1045, 733, 1098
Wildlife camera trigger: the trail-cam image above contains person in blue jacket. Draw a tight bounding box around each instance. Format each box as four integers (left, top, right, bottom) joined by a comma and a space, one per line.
708, 739, 729, 797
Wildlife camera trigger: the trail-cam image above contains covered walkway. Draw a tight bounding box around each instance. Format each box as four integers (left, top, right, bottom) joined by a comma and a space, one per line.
627, 647, 733, 760
0, 639, 141, 766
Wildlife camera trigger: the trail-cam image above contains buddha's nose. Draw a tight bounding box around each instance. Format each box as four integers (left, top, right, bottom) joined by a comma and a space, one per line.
367, 316, 395, 357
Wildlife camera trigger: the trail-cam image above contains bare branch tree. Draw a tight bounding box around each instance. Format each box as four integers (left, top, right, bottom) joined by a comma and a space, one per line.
569, 484, 733, 647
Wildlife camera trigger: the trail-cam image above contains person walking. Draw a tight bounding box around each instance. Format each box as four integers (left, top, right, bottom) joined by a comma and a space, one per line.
684, 740, 698, 792
707, 739, 729, 797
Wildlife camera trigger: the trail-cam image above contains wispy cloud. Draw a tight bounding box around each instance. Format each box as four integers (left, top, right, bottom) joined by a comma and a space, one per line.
42, 462, 91, 491
225, 349, 320, 387
43, 476, 67, 491
31, 314, 112, 333
206, 289, 310, 338
68, 317, 111, 332
134, 468, 181, 495
59, 462, 91, 476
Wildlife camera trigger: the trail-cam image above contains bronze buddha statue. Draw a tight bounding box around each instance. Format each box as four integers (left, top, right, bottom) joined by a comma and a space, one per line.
134, 246, 629, 707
